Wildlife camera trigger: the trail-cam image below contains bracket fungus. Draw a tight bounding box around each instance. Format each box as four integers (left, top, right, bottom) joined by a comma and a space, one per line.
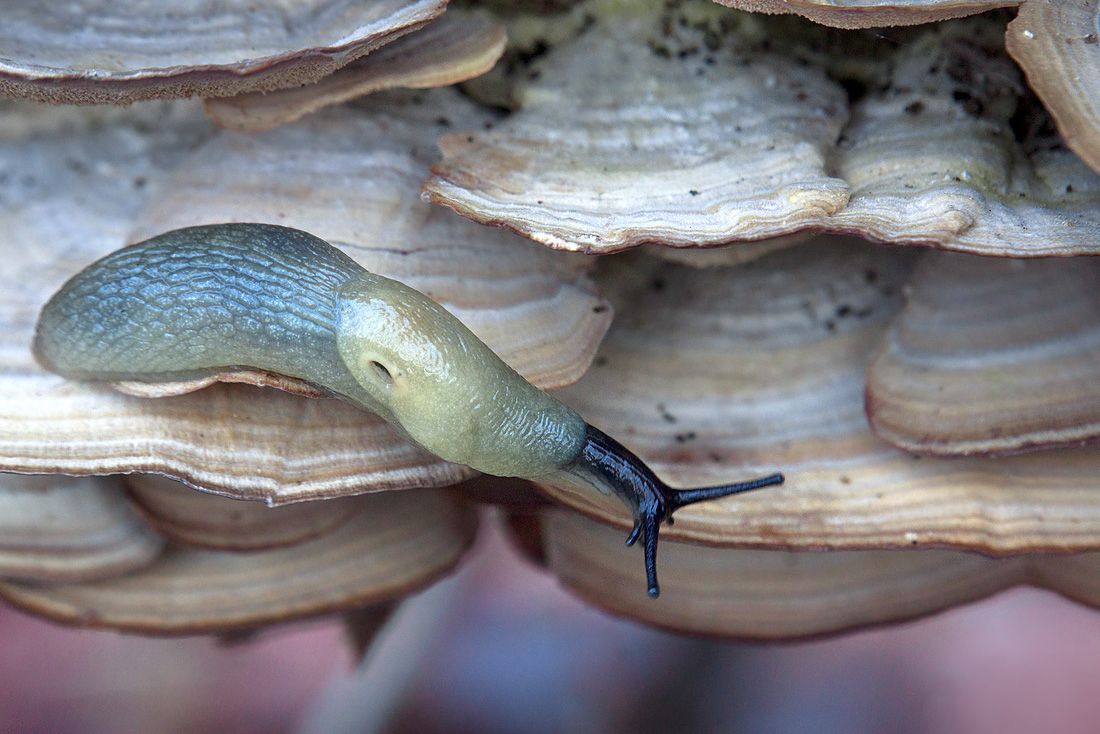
710, 0, 1019, 29
423, 0, 850, 253
1006, 0, 1100, 176
828, 17, 1100, 256
5, 0, 1100, 646
0, 0, 447, 104
867, 252, 1100, 455
0, 92, 610, 503
126, 475, 360, 551
428, 7, 1100, 257
541, 511, 1100, 639
549, 241, 1100, 554
204, 13, 508, 132
525, 240, 1100, 634
0, 474, 162, 583
0, 481, 477, 635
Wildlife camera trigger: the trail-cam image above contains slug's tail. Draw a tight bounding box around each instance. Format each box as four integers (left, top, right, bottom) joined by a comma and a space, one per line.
578, 425, 784, 598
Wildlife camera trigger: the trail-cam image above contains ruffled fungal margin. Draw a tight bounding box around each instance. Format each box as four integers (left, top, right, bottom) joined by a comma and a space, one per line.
867, 253, 1100, 455
542, 511, 1100, 639
0, 489, 477, 635
711, 0, 1018, 29
205, 13, 507, 132
0, 0, 446, 105
829, 17, 1100, 256
429, 9, 1100, 257
547, 239, 1100, 554
1006, 1, 1100, 176
0, 93, 610, 504
126, 475, 359, 551
423, 0, 850, 253
0, 474, 162, 583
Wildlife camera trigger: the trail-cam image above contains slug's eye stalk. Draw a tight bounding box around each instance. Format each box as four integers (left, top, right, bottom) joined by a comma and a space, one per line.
577, 425, 784, 598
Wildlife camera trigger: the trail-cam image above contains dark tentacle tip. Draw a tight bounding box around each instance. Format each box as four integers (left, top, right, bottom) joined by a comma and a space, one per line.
578, 425, 783, 600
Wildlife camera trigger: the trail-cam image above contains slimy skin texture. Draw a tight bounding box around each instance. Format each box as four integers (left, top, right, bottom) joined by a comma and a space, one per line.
335, 271, 584, 478
35, 223, 782, 597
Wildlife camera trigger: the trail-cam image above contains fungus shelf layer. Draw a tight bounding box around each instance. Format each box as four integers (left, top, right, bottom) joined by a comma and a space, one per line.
0, 0, 447, 104
0, 484, 477, 635
428, 6, 1100, 256
0, 474, 162, 583
540, 510, 1100, 639
547, 241, 1100, 554
1007, 0, 1100, 176
867, 252, 1100, 455
711, 0, 1019, 29
0, 92, 609, 503
205, 13, 508, 132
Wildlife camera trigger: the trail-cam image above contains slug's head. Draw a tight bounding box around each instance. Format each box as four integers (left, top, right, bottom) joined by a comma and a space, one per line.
334, 271, 584, 477
569, 425, 785, 598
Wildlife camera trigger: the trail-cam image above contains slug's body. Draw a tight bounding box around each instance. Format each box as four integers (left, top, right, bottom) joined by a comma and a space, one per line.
36, 224, 782, 596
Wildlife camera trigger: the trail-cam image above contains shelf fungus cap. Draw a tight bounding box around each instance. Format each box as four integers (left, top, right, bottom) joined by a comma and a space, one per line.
867, 252, 1100, 455
426, 9, 1100, 257
1006, 0, 1100, 176
543, 511, 1100, 639
0, 94, 610, 503
542, 511, 1019, 638
548, 239, 1100, 555
710, 1, 1019, 29
126, 475, 360, 551
0, 474, 162, 583
0, 487, 477, 635
205, 13, 507, 133
829, 17, 1100, 256
423, 1, 850, 253
0, 0, 446, 104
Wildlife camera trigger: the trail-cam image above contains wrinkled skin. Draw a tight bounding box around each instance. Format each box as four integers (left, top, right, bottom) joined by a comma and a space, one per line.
35, 223, 781, 596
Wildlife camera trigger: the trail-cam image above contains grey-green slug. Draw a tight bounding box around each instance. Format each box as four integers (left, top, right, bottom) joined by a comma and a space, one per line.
34, 223, 782, 597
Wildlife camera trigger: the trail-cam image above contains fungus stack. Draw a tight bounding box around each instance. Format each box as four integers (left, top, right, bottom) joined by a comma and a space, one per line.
1, 0, 1100, 644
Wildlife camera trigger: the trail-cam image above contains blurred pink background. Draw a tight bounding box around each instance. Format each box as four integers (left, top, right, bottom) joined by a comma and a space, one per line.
4, 516, 1100, 734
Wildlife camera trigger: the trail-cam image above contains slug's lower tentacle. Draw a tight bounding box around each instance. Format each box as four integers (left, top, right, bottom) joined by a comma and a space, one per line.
574, 424, 784, 598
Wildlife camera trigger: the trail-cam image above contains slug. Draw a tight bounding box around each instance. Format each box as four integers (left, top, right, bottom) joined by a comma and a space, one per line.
34, 223, 783, 597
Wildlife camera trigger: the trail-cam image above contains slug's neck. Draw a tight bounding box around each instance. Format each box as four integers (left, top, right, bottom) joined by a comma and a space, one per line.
561, 424, 784, 598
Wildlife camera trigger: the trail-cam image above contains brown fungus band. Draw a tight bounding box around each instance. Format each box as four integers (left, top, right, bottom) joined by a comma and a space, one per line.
0, 0, 447, 104
33, 223, 782, 597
